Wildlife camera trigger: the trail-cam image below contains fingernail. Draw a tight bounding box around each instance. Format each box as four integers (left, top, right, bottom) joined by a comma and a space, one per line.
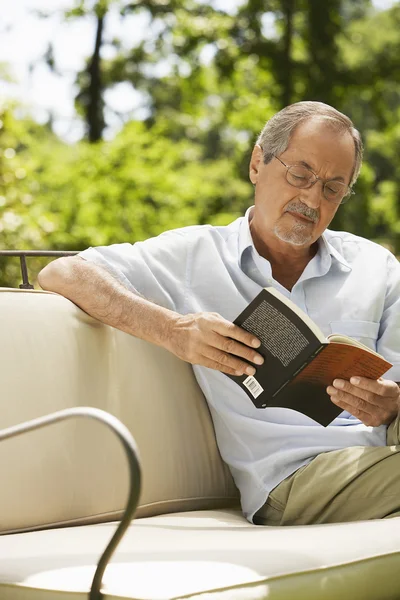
327, 386, 337, 395
254, 355, 264, 365
350, 377, 360, 385
333, 379, 344, 389
246, 366, 256, 376
252, 339, 261, 348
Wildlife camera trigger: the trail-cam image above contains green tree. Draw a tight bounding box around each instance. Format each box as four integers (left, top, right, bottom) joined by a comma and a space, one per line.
3, 0, 400, 290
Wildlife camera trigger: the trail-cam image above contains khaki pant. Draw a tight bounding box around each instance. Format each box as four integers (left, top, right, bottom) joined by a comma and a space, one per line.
254, 414, 400, 526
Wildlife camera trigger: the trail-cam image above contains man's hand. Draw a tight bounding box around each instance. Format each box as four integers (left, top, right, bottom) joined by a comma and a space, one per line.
326, 377, 400, 427
167, 312, 264, 376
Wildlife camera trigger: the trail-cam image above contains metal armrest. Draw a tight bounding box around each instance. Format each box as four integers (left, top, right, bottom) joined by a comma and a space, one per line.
0, 407, 142, 600
0, 250, 78, 288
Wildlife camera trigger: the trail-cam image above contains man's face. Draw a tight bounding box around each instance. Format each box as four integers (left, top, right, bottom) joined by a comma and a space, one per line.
249, 118, 355, 250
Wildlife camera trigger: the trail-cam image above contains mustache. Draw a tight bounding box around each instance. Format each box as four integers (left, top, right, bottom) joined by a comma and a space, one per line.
285, 201, 319, 223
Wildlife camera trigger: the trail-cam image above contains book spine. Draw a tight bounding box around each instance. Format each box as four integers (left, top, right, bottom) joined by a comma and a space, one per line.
271, 344, 325, 398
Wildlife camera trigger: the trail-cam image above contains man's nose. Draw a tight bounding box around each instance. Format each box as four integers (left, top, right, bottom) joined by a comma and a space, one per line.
300, 180, 323, 208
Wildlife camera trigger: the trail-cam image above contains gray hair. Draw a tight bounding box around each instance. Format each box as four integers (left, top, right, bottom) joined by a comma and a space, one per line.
256, 101, 363, 187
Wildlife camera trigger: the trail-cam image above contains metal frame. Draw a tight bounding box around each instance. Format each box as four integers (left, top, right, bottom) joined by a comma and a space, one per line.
0, 407, 142, 600
0, 251, 79, 289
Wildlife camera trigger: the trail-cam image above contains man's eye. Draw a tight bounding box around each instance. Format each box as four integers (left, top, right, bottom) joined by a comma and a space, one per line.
327, 185, 340, 194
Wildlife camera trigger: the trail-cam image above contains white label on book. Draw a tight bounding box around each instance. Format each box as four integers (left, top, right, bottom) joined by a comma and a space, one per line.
243, 376, 264, 399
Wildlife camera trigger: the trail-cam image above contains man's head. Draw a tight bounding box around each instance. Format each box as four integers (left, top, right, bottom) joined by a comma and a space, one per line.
249, 101, 363, 253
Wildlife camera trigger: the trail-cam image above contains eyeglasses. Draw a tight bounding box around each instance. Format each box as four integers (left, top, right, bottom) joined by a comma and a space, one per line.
273, 155, 354, 204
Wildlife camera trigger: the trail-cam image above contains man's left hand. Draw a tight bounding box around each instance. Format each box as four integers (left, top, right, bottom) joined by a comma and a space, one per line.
326, 377, 400, 427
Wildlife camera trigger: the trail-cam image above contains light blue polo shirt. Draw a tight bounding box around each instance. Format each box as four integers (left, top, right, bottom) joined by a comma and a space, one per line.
80, 207, 400, 522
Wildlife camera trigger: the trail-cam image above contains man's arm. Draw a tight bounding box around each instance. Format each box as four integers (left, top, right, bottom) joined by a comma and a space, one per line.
38, 257, 264, 377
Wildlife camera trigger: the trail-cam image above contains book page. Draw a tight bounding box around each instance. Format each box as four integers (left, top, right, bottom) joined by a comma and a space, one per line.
266, 287, 326, 341
327, 334, 383, 358
241, 300, 310, 367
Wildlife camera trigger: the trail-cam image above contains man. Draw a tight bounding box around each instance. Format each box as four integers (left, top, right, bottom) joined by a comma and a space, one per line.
38, 101, 400, 526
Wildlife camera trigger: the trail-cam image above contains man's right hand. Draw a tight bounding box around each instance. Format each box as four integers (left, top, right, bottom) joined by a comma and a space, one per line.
167, 312, 264, 376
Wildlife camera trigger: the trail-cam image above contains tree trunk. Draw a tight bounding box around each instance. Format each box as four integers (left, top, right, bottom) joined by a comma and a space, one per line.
280, 0, 294, 107
306, 0, 341, 106
87, 11, 105, 143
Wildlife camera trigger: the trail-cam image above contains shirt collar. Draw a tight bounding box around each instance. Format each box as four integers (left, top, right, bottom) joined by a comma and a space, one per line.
238, 206, 352, 272
238, 206, 255, 264
319, 232, 352, 271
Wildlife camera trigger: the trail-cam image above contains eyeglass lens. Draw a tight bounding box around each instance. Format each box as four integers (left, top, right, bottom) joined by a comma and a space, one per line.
286, 166, 348, 201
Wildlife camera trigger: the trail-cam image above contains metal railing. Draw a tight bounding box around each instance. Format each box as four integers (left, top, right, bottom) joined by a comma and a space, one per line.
0, 250, 79, 289
0, 407, 142, 600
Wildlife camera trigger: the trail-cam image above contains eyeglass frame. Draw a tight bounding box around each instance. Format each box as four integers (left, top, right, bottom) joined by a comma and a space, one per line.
271, 154, 355, 204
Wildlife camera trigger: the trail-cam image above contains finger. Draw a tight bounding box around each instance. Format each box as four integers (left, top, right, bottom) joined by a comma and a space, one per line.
327, 383, 380, 415
208, 331, 264, 365
347, 376, 398, 398
201, 345, 258, 376
196, 353, 254, 376
210, 317, 261, 349
329, 378, 381, 408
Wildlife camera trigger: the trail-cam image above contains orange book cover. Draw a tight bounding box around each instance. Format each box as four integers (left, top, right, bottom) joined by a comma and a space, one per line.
291, 343, 392, 387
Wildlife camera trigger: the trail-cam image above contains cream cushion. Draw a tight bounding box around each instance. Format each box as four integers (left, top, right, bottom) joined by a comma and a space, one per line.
0, 289, 237, 534
0, 510, 400, 600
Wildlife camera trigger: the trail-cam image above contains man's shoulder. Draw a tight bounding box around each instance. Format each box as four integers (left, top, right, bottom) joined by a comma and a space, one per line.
325, 229, 394, 261
154, 217, 242, 245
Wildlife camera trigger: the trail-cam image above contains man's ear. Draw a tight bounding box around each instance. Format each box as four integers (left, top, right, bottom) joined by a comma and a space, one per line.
249, 144, 263, 185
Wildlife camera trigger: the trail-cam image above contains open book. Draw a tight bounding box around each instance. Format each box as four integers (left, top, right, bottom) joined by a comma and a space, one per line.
228, 287, 392, 426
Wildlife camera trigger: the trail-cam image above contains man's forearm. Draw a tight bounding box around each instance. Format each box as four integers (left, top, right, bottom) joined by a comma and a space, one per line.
38, 257, 178, 349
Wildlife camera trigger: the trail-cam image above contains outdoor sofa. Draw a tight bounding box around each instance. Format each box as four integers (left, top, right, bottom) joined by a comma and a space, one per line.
0, 286, 399, 600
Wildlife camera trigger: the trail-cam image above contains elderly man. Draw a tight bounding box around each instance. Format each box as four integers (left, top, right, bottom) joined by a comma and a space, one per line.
39, 101, 400, 526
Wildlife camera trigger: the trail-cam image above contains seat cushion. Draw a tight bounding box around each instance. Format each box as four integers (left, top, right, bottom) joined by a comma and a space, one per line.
0, 509, 399, 600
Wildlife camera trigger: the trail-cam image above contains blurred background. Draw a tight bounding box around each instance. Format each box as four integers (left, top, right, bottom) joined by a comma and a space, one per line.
1, 0, 399, 287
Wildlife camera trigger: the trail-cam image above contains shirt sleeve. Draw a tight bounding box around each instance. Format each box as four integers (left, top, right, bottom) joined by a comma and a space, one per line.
377, 252, 400, 382
78, 230, 190, 314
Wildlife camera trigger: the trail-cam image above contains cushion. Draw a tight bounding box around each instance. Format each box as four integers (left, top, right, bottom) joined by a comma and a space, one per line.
0, 509, 399, 599
0, 289, 238, 534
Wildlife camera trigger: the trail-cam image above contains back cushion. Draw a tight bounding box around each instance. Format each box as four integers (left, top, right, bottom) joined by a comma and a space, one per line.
0, 289, 238, 534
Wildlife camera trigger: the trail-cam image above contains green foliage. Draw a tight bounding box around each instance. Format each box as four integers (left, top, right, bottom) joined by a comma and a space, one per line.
0, 103, 62, 285
2, 0, 400, 288
0, 105, 251, 286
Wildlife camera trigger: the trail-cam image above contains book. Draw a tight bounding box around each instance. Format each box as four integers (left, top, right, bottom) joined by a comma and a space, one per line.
228, 287, 392, 426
